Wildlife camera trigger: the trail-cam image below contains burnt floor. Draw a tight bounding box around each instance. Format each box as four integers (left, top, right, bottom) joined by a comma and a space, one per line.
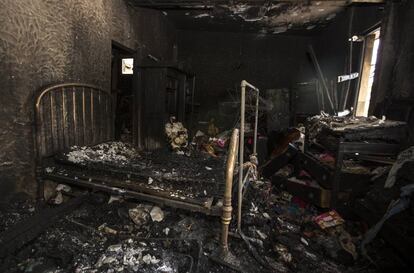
0, 180, 408, 273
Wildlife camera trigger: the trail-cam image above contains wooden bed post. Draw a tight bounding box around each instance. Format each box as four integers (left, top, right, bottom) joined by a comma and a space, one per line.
210, 129, 241, 271
221, 128, 239, 252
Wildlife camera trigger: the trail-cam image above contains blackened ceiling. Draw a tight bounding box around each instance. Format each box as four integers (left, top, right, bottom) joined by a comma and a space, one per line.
129, 0, 384, 34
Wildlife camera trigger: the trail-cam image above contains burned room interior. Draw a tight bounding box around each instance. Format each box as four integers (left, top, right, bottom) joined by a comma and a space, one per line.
0, 0, 414, 272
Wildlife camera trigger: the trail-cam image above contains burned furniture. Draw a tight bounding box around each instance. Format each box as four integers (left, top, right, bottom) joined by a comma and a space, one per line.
34, 83, 228, 216
303, 114, 406, 208
269, 114, 407, 208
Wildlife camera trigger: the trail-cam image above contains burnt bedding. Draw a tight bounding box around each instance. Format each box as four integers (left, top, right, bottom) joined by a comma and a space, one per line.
308, 114, 407, 142
307, 114, 407, 152
42, 141, 226, 204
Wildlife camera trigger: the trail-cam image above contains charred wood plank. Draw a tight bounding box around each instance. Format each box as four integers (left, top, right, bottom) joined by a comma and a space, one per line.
42, 174, 221, 216
44, 173, 213, 207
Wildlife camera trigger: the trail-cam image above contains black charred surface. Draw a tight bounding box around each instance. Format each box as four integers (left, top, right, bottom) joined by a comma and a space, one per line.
307, 115, 408, 151
0, 195, 85, 258
131, 0, 350, 34
371, 1, 414, 144
178, 30, 314, 128
0, 0, 177, 197
354, 161, 414, 269
46, 147, 226, 201
1, 179, 401, 273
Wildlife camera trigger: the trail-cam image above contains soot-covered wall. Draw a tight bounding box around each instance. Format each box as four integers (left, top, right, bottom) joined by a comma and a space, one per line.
370, 0, 414, 143
178, 30, 313, 127
0, 0, 177, 197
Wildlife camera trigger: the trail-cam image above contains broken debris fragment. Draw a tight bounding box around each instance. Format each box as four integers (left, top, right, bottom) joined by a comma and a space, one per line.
150, 206, 164, 222
314, 210, 344, 229
66, 141, 139, 165
338, 228, 358, 260
142, 253, 160, 265
274, 243, 292, 263
50, 191, 63, 205
256, 229, 267, 240
300, 237, 309, 246
128, 206, 150, 226
45, 167, 55, 173
262, 212, 271, 219
98, 223, 118, 235
55, 184, 71, 192
108, 195, 122, 204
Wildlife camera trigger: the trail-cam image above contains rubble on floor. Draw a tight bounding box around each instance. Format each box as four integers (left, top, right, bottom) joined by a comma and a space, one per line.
1, 175, 407, 273
65, 142, 140, 166
47, 145, 227, 203
0, 192, 36, 233
307, 112, 405, 133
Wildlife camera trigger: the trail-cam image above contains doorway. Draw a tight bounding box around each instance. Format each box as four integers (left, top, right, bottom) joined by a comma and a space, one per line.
111, 42, 135, 142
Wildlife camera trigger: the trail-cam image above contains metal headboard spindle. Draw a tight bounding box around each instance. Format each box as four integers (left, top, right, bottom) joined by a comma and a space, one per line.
34, 83, 113, 199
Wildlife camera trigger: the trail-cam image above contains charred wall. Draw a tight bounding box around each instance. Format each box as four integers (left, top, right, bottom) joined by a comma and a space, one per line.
0, 0, 177, 198
312, 1, 414, 143
370, 0, 414, 143
177, 7, 383, 129
178, 30, 313, 128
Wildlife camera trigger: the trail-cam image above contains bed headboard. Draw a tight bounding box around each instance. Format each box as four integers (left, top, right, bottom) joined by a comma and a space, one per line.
35, 83, 113, 160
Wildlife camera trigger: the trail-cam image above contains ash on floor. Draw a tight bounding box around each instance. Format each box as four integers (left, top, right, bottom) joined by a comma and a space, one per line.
0, 180, 404, 273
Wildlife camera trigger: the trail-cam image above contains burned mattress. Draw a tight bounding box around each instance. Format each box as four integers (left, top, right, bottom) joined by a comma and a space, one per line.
307, 114, 407, 150
42, 142, 226, 210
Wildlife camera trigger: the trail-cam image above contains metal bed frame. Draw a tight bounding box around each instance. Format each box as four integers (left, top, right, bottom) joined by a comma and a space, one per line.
237, 80, 259, 232
34, 83, 113, 198
34, 83, 251, 269
33, 83, 233, 217
34, 83, 113, 159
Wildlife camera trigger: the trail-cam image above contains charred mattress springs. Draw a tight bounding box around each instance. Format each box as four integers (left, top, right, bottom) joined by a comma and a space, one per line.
42, 142, 226, 202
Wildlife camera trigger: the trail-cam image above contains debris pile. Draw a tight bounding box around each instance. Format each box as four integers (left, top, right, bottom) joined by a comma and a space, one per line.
308, 112, 388, 131
44, 142, 227, 203
0, 181, 409, 273
236, 180, 374, 272
0, 193, 35, 233
65, 142, 139, 165
192, 129, 231, 158
83, 239, 177, 272
307, 112, 407, 145
3, 135, 412, 273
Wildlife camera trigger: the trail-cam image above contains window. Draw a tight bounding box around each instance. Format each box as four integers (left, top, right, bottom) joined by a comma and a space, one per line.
121, 58, 134, 74
356, 29, 380, 117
